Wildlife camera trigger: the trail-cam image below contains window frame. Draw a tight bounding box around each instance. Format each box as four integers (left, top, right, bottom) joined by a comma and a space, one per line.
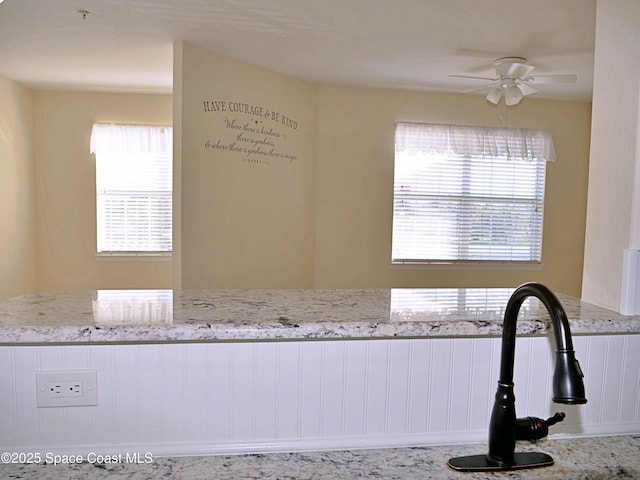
391, 122, 552, 268
91, 123, 173, 259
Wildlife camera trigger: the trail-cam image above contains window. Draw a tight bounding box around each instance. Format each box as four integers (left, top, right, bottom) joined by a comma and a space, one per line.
392, 123, 555, 265
90, 124, 173, 255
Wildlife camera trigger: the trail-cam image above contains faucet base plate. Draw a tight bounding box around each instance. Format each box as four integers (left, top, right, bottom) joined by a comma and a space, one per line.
448, 452, 553, 472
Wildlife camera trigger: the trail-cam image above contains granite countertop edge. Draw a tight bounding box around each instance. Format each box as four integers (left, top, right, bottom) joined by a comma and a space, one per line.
1, 288, 639, 345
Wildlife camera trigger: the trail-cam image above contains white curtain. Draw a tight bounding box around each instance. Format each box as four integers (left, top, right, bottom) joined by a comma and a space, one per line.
395, 122, 556, 162
90, 123, 172, 156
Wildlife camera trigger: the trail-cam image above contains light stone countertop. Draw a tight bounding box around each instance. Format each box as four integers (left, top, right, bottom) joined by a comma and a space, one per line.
0, 435, 638, 479
0, 288, 639, 344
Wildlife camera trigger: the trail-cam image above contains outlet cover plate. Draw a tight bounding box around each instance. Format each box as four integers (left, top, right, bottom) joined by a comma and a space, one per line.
36, 370, 98, 407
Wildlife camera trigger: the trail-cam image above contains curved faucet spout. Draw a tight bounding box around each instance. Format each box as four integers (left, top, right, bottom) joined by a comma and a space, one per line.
498, 283, 587, 403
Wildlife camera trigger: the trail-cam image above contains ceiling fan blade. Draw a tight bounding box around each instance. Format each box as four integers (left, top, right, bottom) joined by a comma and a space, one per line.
459, 84, 497, 94
524, 74, 577, 84
448, 74, 497, 81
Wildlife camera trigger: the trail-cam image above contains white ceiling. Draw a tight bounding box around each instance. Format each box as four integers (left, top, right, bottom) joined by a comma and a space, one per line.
0, 0, 596, 101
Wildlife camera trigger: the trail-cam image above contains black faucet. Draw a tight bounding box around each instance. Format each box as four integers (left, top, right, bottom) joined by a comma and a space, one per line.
448, 282, 587, 472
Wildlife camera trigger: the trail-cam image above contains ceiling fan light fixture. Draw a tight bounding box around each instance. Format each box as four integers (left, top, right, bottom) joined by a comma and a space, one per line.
505, 85, 524, 106
486, 87, 502, 104
518, 81, 539, 96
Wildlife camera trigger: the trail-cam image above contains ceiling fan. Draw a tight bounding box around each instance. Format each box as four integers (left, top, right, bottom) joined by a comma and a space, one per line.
450, 57, 577, 106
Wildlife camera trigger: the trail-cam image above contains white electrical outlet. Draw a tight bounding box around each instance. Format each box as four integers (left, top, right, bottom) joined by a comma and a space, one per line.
49, 380, 83, 397
36, 370, 98, 407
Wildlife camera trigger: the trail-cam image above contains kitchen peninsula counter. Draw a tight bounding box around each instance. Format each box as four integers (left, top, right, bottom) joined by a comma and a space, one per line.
1, 288, 639, 344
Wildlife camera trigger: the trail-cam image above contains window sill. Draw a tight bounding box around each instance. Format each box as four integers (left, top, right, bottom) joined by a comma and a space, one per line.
390, 261, 543, 271
95, 253, 172, 262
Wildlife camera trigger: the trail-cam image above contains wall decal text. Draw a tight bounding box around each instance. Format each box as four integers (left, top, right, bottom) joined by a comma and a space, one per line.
202, 99, 299, 165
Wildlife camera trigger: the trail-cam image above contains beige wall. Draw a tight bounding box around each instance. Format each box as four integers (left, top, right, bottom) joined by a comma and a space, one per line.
175, 43, 317, 289
33, 91, 173, 292
1, 47, 591, 297
315, 86, 591, 296
0, 76, 37, 300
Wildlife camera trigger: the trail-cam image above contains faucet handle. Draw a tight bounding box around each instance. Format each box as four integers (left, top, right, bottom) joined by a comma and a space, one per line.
515, 412, 566, 442
543, 412, 566, 427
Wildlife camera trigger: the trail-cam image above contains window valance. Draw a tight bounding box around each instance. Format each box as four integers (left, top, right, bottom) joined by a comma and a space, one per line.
395, 123, 556, 162
90, 123, 172, 156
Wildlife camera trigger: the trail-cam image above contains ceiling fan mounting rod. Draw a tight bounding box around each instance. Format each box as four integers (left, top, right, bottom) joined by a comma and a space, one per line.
494, 56, 527, 66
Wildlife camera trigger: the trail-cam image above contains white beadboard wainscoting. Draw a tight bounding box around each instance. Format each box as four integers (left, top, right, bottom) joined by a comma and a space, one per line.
1, 334, 639, 457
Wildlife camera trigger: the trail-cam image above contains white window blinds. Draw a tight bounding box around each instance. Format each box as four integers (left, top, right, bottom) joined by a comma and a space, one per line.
392, 123, 554, 264
90, 124, 173, 254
